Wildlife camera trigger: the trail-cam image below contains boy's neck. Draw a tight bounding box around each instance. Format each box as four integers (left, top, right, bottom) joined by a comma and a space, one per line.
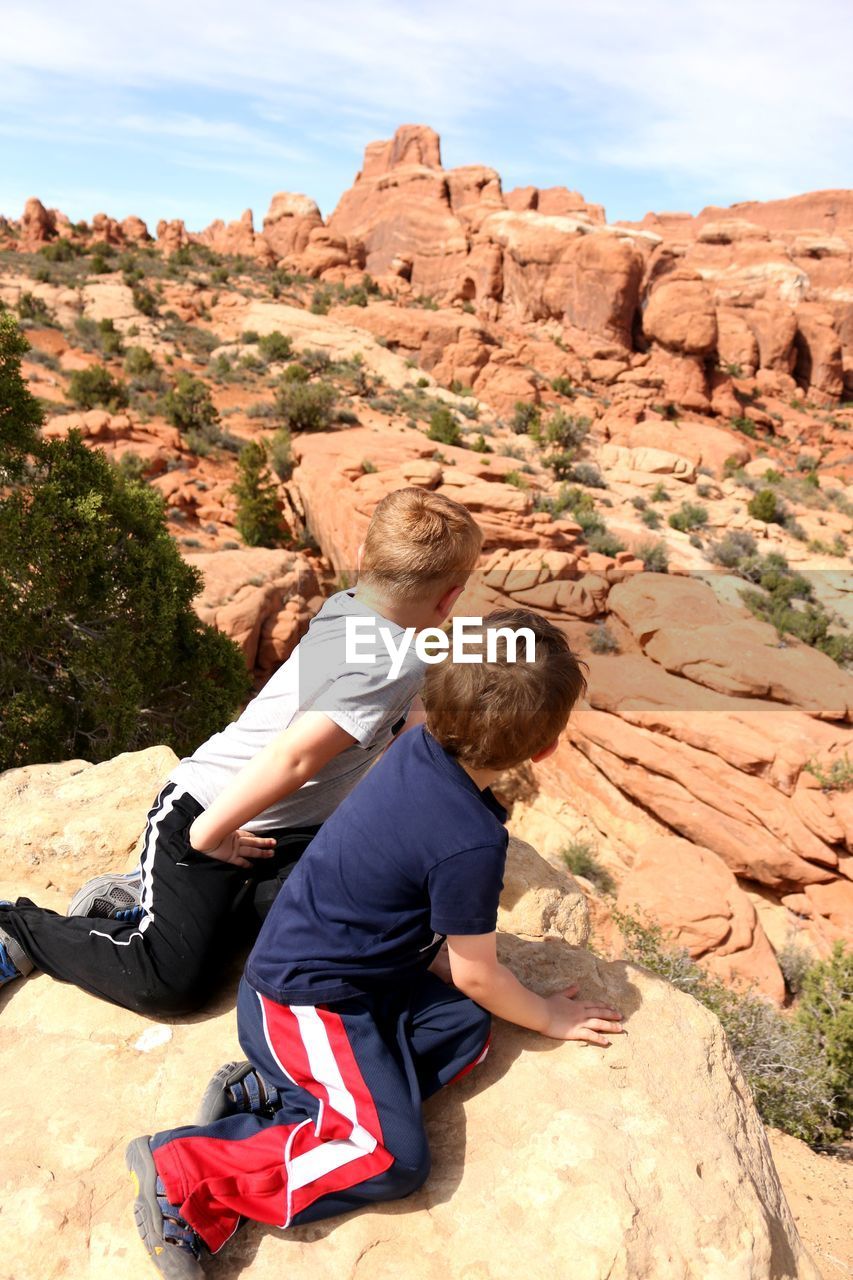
459, 762, 501, 792
353, 583, 435, 632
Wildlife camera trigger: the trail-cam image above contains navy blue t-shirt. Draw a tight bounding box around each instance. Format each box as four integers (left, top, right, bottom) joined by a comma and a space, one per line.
245, 725, 508, 1005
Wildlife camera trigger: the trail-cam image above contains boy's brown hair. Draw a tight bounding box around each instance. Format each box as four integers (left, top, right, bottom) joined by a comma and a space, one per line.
423, 608, 587, 770
359, 487, 483, 603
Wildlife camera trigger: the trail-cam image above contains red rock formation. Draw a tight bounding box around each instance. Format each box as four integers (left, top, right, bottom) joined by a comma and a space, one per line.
19, 197, 59, 248
155, 217, 191, 256
262, 192, 323, 259
196, 209, 276, 265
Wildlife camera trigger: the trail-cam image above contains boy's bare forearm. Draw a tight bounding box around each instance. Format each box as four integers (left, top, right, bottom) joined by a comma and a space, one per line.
455, 962, 551, 1033
188, 713, 356, 853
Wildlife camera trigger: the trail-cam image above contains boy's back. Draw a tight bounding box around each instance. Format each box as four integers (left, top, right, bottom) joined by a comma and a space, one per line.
168, 588, 423, 831
247, 724, 508, 1004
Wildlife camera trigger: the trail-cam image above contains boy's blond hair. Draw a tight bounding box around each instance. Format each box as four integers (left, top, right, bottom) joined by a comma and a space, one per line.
359, 487, 483, 603
423, 608, 587, 770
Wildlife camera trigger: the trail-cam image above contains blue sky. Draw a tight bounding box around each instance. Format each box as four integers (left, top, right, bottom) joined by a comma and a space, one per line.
1, 0, 851, 233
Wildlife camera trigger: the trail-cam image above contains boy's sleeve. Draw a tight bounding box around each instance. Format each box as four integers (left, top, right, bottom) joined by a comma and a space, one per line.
428, 840, 508, 935
312, 664, 422, 748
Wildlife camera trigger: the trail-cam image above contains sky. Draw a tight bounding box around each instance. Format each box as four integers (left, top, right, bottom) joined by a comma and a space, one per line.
1, 0, 851, 233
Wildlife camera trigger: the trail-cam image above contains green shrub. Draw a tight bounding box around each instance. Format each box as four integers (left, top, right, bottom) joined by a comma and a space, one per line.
710, 531, 757, 568
40, 239, 79, 263
310, 287, 332, 316
503, 470, 529, 489
793, 943, 853, 1135
232, 442, 284, 547
427, 407, 461, 447
546, 449, 578, 481
731, 415, 757, 438
803, 754, 853, 791
281, 363, 310, 384
587, 528, 626, 557
161, 372, 220, 440
258, 331, 293, 362
67, 364, 130, 411
568, 462, 606, 488
649, 482, 670, 503
123, 345, 156, 378
641, 508, 661, 529
471, 434, 492, 454
551, 375, 575, 398
131, 284, 158, 316
0, 315, 248, 768
241, 330, 260, 344
747, 488, 783, 524
562, 839, 615, 894
613, 908, 843, 1145
16, 292, 54, 325
668, 501, 709, 532
276, 380, 336, 433
636, 539, 669, 573
776, 939, 813, 997
511, 401, 540, 435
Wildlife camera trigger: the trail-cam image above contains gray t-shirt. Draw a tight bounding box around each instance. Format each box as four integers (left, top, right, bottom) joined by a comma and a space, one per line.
168, 590, 424, 832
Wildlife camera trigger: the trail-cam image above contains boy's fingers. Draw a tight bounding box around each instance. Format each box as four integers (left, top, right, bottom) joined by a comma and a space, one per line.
562, 984, 579, 998
587, 1018, 623, 1034
580, 1032, 611, 1047
585, 1004, 623, 1020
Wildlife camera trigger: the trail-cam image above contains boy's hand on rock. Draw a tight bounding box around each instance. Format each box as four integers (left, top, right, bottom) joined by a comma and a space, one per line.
190, 826, 276, 869
543, 984, 624, 1047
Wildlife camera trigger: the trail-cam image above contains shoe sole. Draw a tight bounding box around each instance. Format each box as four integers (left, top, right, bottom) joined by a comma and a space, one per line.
195, 1061, 250, 1126
67, 872, 142, 919
0, 925, 34, 979
125, 1136, 203, 1279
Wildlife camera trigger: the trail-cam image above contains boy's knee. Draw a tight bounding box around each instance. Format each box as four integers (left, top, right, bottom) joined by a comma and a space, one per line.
391, 1147, 431, 1198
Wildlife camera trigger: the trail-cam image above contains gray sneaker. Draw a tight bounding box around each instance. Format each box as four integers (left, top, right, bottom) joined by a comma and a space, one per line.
0, 923, 34, 988
67, 870, 143, 921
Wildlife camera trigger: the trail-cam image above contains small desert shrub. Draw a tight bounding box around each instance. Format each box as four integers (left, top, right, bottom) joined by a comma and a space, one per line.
636, 539, 669, 573
551, 375, 575, 398
588, 623, 620, 656
281, 363, 310, 384
268, 427, 294, 482
16, 292, 54, 325
471, 434, 492, 453
258, 331, 293, 362
232, 442, 284, 548
132, 284, 158, 317
67, 364, 129, 411
161, 373, 220, 440
123, 345, 156, 378
511, 401, 541, 435
568, 462, 606, 488
747, 488, 784, 524
427, 406, 461, 447
587, 528, 626, 557
40, 238, 79, 263
503, 471, 529, 490
241, 330, 260, 344
731, 415, 757, 438
710, 531, 757, 568
562, 839, 615, 895
275, 380, 336, 433
804, 754, 853, 791
641, 508, 661, 529
668, 502, 709, 532
793, 943, 853, 1136
776, 939, 813, 998
613, 908, 844, 1145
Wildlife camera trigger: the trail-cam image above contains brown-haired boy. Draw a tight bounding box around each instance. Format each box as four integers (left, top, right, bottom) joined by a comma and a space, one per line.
126, 608, 623, 1277
0, 488, 482, 1015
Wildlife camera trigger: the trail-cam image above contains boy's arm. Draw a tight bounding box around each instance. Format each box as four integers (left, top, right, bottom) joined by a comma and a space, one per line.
446, 932, 623, 1047
188, 712, 356, 862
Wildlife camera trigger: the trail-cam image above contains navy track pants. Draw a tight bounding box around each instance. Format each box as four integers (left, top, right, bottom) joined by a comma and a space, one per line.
151, 973, 491, 1252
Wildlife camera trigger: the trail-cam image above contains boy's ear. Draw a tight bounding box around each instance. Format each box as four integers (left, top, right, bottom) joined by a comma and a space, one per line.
356, 542, 365, 571
530, 739, 560, 764
436, 583, 463, 615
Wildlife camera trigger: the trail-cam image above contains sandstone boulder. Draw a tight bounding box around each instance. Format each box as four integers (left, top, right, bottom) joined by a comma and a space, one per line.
616, 836, 785, 999
0, 748, 819, 1280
